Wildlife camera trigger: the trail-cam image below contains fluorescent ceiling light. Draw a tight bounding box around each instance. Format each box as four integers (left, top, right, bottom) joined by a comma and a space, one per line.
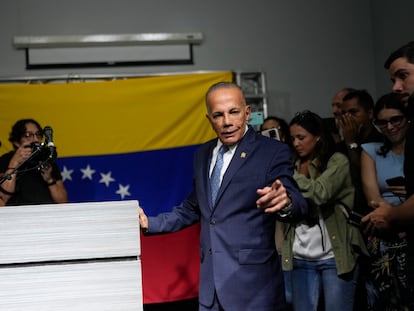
13, 33, 204, 48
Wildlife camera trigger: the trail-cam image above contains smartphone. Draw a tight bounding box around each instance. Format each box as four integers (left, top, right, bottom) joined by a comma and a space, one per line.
348, 210, 364, 228
261, 127, 280, 141
385, 176, 405, 187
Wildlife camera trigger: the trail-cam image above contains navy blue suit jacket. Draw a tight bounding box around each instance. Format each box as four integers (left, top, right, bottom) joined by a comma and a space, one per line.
148, 127, 307, 310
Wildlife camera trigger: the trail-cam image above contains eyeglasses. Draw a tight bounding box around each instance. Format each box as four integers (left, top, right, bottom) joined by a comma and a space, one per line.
373, 115, 405, 129
22, 131, 43, 139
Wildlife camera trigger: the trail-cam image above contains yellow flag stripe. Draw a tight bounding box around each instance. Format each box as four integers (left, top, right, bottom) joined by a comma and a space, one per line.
0, 72, 232, 157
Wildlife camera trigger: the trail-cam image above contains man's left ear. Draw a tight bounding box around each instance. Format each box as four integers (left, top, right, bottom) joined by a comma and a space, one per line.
245, 105, 251, 119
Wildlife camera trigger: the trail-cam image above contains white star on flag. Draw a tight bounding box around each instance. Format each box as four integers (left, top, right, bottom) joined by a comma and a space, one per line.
116, 184, 131, 199
61, 166, 74, 182
99, 171, 115, 187
80, 164, 96, 180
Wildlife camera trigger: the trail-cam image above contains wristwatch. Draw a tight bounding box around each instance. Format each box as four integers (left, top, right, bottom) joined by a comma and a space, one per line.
347, 142, 359, 150
278, 193, 293, 218
46, 179, 56, 186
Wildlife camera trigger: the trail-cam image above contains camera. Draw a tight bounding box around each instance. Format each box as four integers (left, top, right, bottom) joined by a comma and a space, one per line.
29, 142, 53, 164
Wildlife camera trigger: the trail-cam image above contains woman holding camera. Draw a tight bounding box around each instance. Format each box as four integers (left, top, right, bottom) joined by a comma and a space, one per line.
0, 119, 67, 205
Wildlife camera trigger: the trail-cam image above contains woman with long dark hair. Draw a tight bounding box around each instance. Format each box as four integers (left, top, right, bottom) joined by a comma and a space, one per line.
361, 92, 414, 310
282, 110, 367, 311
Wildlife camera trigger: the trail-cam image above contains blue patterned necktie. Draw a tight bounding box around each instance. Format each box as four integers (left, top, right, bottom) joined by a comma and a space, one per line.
210, 145, 228, 204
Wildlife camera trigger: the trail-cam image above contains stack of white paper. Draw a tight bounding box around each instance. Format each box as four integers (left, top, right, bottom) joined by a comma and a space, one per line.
0, 200, 142, 311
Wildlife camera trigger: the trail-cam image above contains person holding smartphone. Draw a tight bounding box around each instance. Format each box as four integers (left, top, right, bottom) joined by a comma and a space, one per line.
360, 93, 413, 309
361, 41, 414, 298
260, 116, 291, 144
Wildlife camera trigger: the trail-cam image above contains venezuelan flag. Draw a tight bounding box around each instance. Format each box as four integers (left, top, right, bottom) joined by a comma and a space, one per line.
0, 71, 233, 304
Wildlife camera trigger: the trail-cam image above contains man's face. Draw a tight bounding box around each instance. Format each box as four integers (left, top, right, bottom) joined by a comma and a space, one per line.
331, 90, 349, 120
341, 97, 373, 127
388, 56, 414, 103
206, 86, 250, 146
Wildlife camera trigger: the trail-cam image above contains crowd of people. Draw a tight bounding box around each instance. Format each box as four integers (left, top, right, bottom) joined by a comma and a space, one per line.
139, 40, 414, 311
2, 41, 414, 311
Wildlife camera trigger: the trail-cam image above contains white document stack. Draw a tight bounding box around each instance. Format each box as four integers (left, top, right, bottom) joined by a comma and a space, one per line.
0, 200, 143, 311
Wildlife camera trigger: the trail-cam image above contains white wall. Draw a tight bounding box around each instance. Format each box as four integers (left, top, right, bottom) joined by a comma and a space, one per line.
0, 0, 377, 121
370, 0, 414, 98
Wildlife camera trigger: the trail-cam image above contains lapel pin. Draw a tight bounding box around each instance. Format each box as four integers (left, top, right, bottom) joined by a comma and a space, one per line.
241, 152, 246, 158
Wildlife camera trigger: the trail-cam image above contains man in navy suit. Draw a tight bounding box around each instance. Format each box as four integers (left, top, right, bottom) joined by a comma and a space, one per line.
139, 82, 307, 311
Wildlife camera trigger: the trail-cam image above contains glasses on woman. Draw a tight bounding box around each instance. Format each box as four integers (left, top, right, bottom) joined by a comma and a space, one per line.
373, 115, 405, 129
22, 131, 43, 139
